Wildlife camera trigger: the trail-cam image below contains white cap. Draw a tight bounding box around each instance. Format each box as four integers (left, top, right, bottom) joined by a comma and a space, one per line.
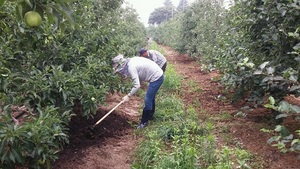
112, 54, 127, 73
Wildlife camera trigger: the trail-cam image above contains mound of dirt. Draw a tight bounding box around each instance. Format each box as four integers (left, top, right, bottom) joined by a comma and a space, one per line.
51, 95, 142, 169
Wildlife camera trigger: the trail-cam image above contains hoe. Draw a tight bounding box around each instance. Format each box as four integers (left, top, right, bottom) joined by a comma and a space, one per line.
84, 100, 124, 138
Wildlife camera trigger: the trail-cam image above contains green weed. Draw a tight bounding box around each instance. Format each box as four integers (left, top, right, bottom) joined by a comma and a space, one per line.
162, 64, 182, 93
132, 48, 257, 168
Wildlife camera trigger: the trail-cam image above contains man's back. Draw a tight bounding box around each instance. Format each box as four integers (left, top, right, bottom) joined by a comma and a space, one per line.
148, 50, 167, 68
127, 57, 163, 83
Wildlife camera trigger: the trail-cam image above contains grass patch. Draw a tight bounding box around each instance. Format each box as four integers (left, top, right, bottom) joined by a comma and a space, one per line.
161, 64, 182, 93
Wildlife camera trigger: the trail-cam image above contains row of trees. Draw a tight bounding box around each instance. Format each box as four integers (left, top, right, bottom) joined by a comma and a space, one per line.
148, 0, 300, 158
0, 0, 146, 168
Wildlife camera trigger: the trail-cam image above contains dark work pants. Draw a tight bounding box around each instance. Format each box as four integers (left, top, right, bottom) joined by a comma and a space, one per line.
141, 75, 164, 124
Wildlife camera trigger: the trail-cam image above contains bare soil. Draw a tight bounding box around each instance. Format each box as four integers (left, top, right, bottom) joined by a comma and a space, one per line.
51, 46, 300, 169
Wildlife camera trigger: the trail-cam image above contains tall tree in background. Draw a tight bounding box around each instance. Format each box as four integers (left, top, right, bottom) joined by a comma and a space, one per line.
148, 0, 175, 25
177, 0, 188, 12
164, 0, 174, 7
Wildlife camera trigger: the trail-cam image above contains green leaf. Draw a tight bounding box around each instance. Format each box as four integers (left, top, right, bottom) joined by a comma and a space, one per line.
276, 113, 287, 119
268, 96, 275, 105
275, 125, 282, 132
59, 21, 67, 34
259, 61, 269, 69
284, 134, 293, 140
290, 85, 300, 92
264, 103, 274, 109
0, 139, 7, 153
278, 101, 290, 112
280, 126, 290, 137
290, 104, 300, 114
24, 0, 33, 8
62, 91, 67, 102
253, 70, 263, 75
291, 139, 300, 146
54, 3, 74, 27
288, 32, 294, 37
0, 0, 4, 6
11, 148, 23, 163
46, 12, 58, 25
260, 128, 271, 133
266, 67, 275, 74
8, 151, 15, 163
267, 136, 281, 144
53, 133, 67, 137
17, 2, 32, 19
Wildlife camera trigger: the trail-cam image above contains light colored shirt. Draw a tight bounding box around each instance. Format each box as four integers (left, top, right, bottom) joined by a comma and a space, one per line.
126, 57, 163, 96
148, 50, 167, 68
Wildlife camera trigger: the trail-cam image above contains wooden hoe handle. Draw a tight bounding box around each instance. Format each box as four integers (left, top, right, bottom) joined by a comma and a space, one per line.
93, 100, 125, 127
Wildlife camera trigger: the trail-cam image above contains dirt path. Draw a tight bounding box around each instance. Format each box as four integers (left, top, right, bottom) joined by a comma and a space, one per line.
52, 46, 300, 169
162, 46, 300, 169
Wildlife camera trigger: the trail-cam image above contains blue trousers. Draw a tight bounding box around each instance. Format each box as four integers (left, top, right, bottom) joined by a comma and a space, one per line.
141, 75, 164, 123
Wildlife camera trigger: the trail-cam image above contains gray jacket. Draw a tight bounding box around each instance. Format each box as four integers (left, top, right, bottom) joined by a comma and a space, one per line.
147, 50, 167, 68
126, 57, 163, 96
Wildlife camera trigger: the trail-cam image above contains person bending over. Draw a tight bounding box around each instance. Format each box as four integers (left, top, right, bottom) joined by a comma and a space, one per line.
112, 54, 164, 129
139, 48, 167, 73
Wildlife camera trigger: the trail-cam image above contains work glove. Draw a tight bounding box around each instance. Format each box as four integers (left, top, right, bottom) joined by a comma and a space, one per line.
122, 95, 130, 102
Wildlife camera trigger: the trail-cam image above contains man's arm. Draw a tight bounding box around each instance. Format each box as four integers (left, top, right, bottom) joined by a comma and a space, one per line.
127, 67, 140, 96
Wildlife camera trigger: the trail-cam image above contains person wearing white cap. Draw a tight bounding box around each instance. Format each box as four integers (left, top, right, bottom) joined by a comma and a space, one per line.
139, 48, 167, 72
112, 54, 164, 129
